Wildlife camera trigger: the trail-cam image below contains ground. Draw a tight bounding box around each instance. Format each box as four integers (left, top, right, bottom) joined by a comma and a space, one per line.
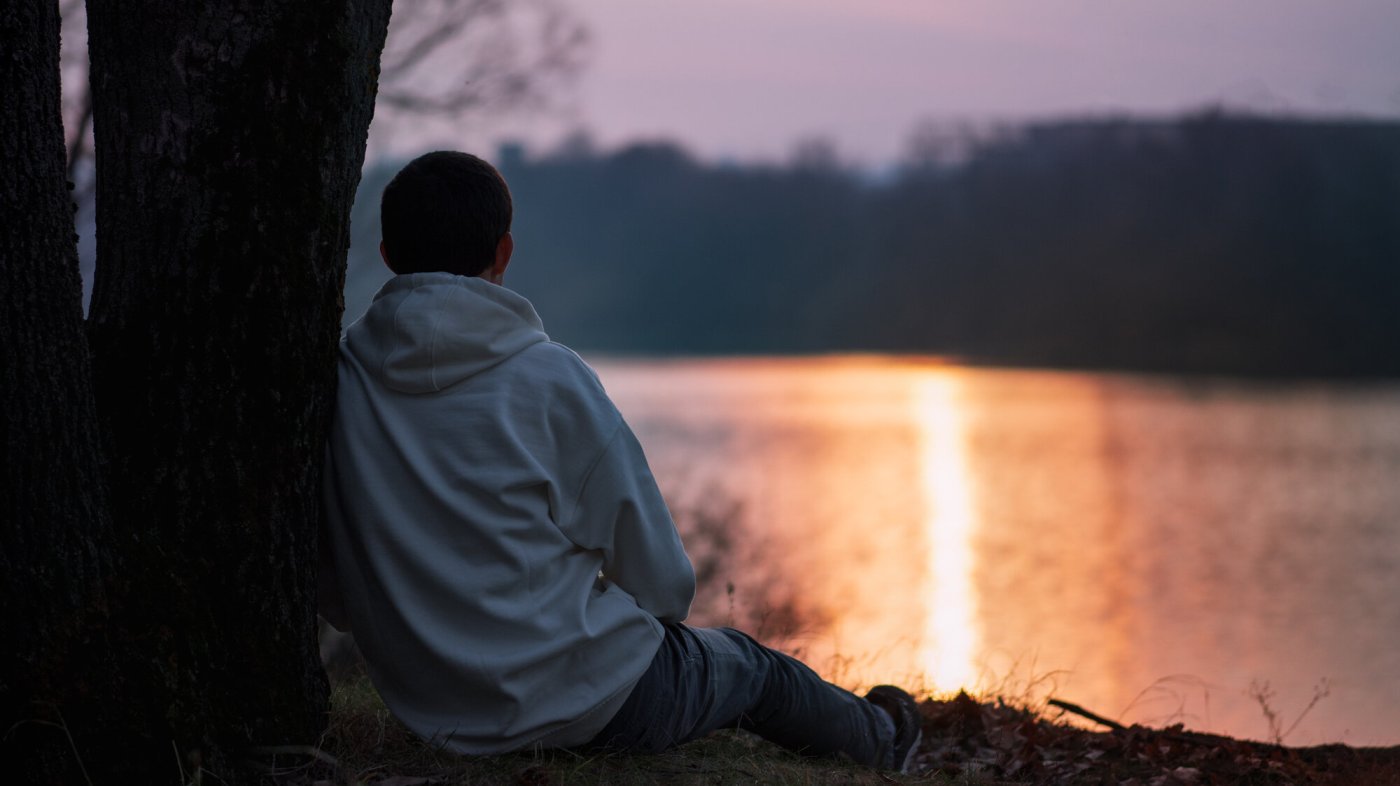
249, 677, 1400, 785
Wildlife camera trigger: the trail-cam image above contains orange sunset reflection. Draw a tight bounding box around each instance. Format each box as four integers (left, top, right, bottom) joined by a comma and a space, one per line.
913, 372, 979, 692
597, 358, 1400, 743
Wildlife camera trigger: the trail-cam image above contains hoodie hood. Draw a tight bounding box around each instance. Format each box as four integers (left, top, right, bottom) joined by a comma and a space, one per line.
344, 273, 549, 394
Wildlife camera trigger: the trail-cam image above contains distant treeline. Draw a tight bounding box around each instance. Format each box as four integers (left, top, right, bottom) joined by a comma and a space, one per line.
345, 112, 1400, 377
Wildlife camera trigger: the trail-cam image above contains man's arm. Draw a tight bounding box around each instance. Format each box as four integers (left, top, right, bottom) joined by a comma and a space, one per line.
565, 422, 695, 623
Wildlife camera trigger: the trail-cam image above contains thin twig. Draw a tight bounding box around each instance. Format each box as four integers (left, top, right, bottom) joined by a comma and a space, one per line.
4, 714, 95, 786
173, 740, 186, 784
1047, 698, 1127, 731
244, 745, 350, 786
245, 744, 343, 768
1280, 678, 1332, 742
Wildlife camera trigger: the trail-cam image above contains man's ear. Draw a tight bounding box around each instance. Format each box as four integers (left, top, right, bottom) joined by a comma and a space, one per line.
379, 241, 393, 272
487, 232, 514, 284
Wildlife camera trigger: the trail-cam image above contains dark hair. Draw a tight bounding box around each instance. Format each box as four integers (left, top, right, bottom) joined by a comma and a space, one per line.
380, 151, 513, 276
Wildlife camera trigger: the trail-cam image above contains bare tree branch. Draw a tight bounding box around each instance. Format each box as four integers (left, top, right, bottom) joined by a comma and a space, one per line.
380, 0, 504, 79
57, 0, 589, 188
376, 0, 588, 120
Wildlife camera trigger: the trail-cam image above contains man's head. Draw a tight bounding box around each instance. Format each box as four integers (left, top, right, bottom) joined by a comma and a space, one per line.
379, 151, 514, 281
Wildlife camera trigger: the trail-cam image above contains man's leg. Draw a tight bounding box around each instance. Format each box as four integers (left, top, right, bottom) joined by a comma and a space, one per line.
588, 623, 897, 767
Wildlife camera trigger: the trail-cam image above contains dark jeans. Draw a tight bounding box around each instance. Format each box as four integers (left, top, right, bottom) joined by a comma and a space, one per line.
585, 624, 895, 767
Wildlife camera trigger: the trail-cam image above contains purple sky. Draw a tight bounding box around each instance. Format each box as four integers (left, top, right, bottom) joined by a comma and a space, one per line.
380, 0, 1400, 167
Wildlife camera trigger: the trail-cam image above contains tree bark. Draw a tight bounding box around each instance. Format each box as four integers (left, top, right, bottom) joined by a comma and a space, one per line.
0, 1, 117, 782
81, 0, 389, 779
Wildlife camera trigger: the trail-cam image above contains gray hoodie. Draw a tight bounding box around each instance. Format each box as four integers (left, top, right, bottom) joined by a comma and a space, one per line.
321, 272, 695, 753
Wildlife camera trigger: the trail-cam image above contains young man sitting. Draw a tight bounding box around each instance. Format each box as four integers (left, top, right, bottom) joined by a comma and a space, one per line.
318, 150, 922, 771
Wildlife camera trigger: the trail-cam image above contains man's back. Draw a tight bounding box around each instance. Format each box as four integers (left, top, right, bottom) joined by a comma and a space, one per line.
321, 273, 694, 753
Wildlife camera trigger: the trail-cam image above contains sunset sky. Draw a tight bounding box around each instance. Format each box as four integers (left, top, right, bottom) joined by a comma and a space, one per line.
387, 0, 1400, 168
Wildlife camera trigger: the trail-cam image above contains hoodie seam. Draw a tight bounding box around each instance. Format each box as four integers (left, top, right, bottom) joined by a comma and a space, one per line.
428, 307, 443, 392
562, 419, 625, 544
384, 290, 412, 383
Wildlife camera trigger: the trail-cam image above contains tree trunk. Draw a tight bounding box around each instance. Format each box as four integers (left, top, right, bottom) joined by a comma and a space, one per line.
80, 0, 389, 779
0, 2, 119, 783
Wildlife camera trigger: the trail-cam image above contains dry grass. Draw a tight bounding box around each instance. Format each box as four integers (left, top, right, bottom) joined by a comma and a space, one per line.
284, 675, 958, 786
246, 674, 1400, 786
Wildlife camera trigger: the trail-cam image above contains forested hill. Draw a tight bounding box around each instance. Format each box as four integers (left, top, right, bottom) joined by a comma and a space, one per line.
345, 113, 1400, 378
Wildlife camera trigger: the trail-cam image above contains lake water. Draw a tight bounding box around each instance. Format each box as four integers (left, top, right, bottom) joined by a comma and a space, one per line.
590, 356, 1400, 747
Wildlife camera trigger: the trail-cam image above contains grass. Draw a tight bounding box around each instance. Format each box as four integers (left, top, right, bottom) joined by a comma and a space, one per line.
273, 675, 957, 785
250, 673, 1400, 786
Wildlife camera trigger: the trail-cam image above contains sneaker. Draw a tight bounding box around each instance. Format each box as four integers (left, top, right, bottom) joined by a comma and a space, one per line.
865, 684, 923, 773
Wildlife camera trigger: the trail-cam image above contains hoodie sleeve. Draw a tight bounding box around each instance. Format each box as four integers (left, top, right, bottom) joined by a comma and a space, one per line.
565, 422, 696, 623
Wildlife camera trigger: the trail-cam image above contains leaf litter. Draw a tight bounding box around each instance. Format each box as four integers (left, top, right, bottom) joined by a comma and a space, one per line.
911, 690, 1400, 785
